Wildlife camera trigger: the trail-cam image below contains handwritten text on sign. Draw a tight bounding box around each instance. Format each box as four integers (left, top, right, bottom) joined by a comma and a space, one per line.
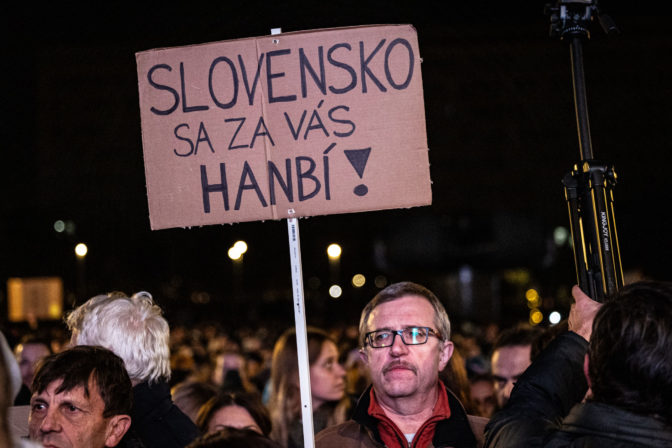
136, 25, 431, 229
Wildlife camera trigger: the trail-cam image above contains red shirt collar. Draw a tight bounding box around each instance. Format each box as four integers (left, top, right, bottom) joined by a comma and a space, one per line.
368, 382, 452, 448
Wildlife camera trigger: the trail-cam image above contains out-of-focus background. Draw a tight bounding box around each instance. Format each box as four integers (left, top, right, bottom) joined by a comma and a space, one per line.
3, 1, 670, 331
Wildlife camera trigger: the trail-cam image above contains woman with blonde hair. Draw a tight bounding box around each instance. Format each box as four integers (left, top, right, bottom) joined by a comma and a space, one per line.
267, 327, 350, 448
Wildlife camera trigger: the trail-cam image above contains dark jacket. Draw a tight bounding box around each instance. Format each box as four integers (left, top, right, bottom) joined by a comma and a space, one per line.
124, 381, 199, 448
288, 400, 352, 448
316, 384, 480, 448
484, 332, 672, 448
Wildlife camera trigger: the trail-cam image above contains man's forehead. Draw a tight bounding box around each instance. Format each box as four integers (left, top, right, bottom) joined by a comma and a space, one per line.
36, 376, 99, 402
368, 295, 436, 325
492, 345, 531, 373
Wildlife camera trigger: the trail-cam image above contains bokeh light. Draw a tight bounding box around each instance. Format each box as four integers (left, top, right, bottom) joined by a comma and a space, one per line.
233, 240, 248, 254
329, 285, 342, 298
374, 275, 388, 288
327, 243, 342, 260
526, 288, 541, 308
53, 220, 65, 233
554, 226, 570, 246
228, 247, 242, 260
74, 243, 88, 258
228, 240, 248, 260
352, 274, 366, 287
529, 309, 543, 325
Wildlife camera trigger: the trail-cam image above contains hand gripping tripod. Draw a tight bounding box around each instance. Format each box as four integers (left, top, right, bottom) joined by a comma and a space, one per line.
546, 0, 624, 301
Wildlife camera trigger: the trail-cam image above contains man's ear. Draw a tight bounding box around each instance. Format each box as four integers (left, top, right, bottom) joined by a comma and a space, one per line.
359, 347, 369, 366
583, 353, 592, 388
105, 414, 131, 447
438, 341, 454, 371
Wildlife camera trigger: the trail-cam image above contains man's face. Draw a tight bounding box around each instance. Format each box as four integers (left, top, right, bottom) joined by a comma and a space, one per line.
29, 377, 127, 448
17, 343, 51, 390
491, 344, 531, 408
469, 379, 496, 418
360, 296, 453, 403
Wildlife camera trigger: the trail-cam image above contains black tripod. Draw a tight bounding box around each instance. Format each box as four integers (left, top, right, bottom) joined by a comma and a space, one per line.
547, 0, 624, 301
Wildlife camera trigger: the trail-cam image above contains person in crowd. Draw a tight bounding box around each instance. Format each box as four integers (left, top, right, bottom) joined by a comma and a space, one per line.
0, 334, 13, 448
469, 374, 496, 419
212, 350, 260, 393
66, 291, 198, 448
187, 427, 282, 448
13, 336, 52, 405
440, 348, 474, 414
170, 344, 197, 387
315, 281, 481, 448
172, 380, 219, 423
489, 324, 541, 409
243, 350, 270, 394
196, 391, 271, 436
341, 342, 370, 399
484, 281, 672, 447
268, 327, 350, 448
28, 345, 134, 448
1, 331, 40, 447
452, 330, 490, 378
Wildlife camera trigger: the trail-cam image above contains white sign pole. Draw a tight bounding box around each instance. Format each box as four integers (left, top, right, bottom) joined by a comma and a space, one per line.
276, 23, 314, 448
287, 213, 316, 448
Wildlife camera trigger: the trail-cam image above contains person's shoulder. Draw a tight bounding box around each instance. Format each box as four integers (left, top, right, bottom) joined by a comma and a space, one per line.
315, 420, 364, 447
467, 415, 488, 448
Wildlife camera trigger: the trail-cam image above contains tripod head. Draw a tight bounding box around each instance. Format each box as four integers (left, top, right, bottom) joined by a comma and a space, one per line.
545, 0, 619, 41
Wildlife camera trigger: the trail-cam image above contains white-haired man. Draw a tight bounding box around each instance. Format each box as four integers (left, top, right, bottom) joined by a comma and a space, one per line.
316, 281, 482, 448
66, 291, 198, 448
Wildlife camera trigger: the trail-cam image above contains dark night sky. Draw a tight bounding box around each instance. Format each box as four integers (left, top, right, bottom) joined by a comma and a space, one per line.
3, 2, 671, 326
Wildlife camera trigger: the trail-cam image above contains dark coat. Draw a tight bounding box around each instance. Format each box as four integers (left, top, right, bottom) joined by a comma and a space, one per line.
315, 384, 480, 448
545, 401, 672, 447
124, 381, 199, 448
484, 332, 672, 448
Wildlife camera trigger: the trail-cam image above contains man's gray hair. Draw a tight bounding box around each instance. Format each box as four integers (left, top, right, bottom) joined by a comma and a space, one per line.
358, 281, 451, 347
66, 291, 170, 384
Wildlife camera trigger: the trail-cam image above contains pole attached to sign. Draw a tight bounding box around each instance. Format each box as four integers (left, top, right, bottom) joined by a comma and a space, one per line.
274, 26, 315, 448
286, 212, 315, 448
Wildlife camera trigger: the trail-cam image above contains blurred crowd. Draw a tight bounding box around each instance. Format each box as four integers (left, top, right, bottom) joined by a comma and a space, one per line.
3, 280, 670, 448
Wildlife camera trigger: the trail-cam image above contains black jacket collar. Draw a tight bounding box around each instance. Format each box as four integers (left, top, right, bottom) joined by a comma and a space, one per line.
351, 383, 477, 448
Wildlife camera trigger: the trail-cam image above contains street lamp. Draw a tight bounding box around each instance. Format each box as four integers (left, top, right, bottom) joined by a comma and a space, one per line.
228, 240, 247, 300
75, 242, 88, 299
228, 240, 248, 261
327, 243, 342, 260
75, 243, 88, 258
327, 243, 341, 283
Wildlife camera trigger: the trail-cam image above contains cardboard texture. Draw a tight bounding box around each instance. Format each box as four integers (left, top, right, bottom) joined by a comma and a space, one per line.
136, 25, 431, 229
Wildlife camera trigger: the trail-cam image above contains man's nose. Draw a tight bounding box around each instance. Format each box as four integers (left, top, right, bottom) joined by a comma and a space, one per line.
39, 409, 62, 433
388, 333, 409, 356
503, 380, 515, 401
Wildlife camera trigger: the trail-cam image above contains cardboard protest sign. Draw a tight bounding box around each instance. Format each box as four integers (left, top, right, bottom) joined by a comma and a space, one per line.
136, 25, 431, 230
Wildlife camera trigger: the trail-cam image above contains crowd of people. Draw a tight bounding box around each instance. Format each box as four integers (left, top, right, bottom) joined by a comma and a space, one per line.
1, 279, 671, 447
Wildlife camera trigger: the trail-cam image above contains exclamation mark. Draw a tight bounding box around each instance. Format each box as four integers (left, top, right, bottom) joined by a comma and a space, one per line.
344, 148, 371, 196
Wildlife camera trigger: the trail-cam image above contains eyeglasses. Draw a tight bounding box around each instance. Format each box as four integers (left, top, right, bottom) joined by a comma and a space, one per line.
364, 327, 442, 348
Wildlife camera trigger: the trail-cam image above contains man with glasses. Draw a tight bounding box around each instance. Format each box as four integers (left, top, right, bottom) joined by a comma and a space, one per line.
316, 281, 480, 448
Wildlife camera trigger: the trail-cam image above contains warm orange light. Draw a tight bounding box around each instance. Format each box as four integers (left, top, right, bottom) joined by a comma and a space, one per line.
327, 244, 342, 260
